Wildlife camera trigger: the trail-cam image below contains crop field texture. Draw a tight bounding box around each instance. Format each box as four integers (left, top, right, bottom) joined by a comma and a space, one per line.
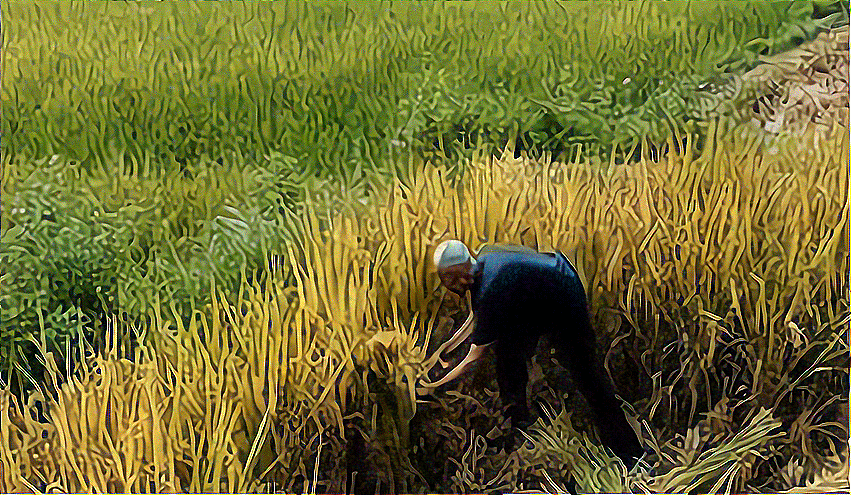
1, 1, 849, 494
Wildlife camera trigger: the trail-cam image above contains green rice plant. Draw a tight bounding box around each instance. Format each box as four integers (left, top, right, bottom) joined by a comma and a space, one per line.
1, 155, 124, 399
0, 149, 303, 400
3, 1, 841, 175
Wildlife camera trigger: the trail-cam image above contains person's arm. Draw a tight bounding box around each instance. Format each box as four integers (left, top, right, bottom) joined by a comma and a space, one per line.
423, 292, 475, 368
419, 342, 490, 394
435, 311, 475, 363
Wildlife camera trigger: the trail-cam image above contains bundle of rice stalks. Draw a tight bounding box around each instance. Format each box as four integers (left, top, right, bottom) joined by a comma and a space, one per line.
516, 405, 632, 494
643, 407, 784, 493
498, 404, 783, 494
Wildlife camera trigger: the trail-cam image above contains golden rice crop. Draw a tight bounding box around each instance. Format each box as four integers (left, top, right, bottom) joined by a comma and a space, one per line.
2, 120, 847, 492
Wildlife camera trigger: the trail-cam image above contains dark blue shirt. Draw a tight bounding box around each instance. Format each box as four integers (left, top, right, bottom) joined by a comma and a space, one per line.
469, 250, 587, 345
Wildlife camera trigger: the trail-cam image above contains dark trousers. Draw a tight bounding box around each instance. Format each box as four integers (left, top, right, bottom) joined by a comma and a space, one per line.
495, 305, 643, 465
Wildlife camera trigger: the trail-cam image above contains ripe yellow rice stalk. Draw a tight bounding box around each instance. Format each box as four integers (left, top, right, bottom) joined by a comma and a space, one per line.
2, 120, 847, 492
387, 124, 847, 491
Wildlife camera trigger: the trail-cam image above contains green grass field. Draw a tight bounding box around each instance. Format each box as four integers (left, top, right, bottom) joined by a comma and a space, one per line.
4, 1, 841, 171
1, 1, 848, 493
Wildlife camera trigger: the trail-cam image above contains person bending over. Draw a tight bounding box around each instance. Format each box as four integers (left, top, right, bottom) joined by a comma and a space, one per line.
420, 240, 644, 468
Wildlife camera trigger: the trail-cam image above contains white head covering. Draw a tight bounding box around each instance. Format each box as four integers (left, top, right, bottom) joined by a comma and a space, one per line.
433, 240, 476, 269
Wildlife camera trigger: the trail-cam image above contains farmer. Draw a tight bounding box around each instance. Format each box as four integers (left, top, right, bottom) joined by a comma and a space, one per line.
420, 240, 644, 467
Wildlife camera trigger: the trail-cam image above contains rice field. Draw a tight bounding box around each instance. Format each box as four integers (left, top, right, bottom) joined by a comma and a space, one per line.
1, 1, 849, 493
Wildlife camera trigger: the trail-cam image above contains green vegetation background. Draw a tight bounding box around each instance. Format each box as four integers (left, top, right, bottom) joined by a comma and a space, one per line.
1, 1, 848, 492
